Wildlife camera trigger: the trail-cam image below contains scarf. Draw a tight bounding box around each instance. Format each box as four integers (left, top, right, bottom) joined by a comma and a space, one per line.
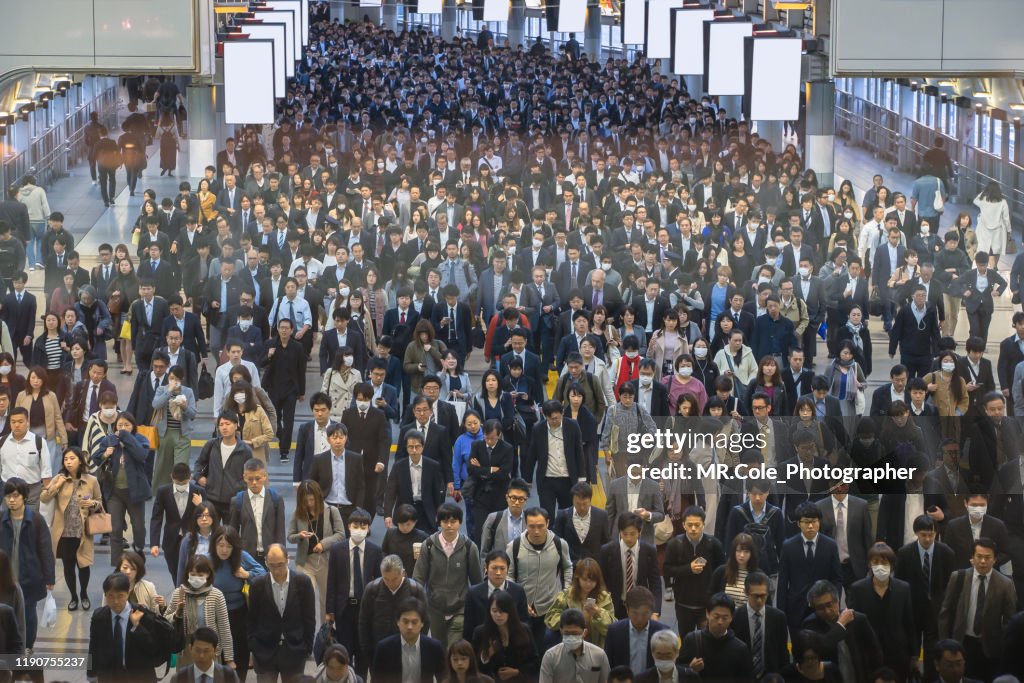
176, 582, 214, 637
615, 355, 641, 399
845, 322, 864, 351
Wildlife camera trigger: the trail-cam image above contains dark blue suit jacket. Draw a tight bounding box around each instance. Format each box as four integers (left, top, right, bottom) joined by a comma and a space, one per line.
605, 618, 670, 670
371, 633, 446, 683
462, 580, 529, 640
160, 312, 208, 358
325, 539, 382, 617
499, 349, 546, 406
777, 533, 844, 629
430, 300, 472, 358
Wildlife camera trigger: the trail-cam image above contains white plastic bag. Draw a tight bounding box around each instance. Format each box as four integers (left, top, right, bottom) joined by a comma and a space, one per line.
43, 590, 57, 629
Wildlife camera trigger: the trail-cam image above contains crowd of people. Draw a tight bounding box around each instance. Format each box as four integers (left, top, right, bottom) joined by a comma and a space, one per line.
1, 4, 1024, 683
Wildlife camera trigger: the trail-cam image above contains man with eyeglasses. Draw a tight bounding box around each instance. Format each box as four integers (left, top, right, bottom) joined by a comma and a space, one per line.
480, 479, 531, 556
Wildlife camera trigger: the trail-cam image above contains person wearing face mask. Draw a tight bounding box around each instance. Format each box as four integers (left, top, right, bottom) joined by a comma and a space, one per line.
149, 462, 205, 585
166, 554, 235, 670
909, 219, 944, 265
943, 493, 1011, 570
221, 381, 274, 466
607, 335, 643, 400
846, 542, 917, 680
322, 346, 362, 422
224, 307, 263, 365
151, 366, 197, 489
538, 608, 609, 683
923, 351, 970, 442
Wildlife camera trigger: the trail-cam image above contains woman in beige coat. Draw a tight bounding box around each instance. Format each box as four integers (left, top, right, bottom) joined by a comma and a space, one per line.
40, 447, 101, 610
221, 381, 274, 464
17, 367, 67, 469
403, 320, 447, 395
321, 349, 362, 421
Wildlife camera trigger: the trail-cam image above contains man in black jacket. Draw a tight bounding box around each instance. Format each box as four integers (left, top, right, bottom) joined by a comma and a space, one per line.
598, 512, 663, 620
663, 505, 726, 634
342, 383, 391, 520
88, 572, 166, 683
802, 579, 883, 682
731, 571, 790, 679
383, 430, 447, 533
552, 481, 610, 562
888, 285, 941, 378
781, 347, 815, 415
2, 272, 35, 366
523, 400, 587, 520
149, 462, 205, 584
679, 593, 754, 681
261, 318, 306, 463
996, 312, 1024, 413
248, 545, 316, 683
462, 549, 530, 640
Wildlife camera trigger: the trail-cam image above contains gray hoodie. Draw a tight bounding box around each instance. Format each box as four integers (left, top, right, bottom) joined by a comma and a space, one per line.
16, 184, 50, 222
412, 531, 482, 616
507, 529, 573, 614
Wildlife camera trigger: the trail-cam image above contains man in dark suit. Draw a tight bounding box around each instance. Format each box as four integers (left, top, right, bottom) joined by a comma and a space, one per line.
137, 242, 177, 301
247, 544, 316, 683
228, 459, 286, 565
370, 599, 446, 683
791, 257, 828, 367
431, 285, 473, 359
172, 627, 240, 683
320, 307, 368, 375
342, 383, 392, 521
869, 364, 910, 420
2, 272, 36, 366
580, 269, 623, 322
523, 401, 587, 520
872, 227, 907, 331
777, 503, 844, 631
160, 296, 208, 361
732, 571, 790, 679
598, 513, 662, 620
949, 252, 1008, 344
396, 396, 454, 479
944, 494, 1011, 570
554, 246, 594, 302
996, 312, 1024, 413
815, 486, 873, 590
802, 579, 884, 682
91, 245, 118, 302
895, 515, 956, 682
326, 507, 382, 677
779, 227, 816, 279
149, 463, 205, 584
499, 332, 546, 406
382, 430, 447, 533
552, 481, 610, 562
88, 573, 167, 683
126, 351, 169, 420
962, 391, 1022, 491
204, 262, 248, 360
604, 587, 671, 671
157, 327, 199, 390
828, 259, 870, 352
782, 348, 815, 415
292, 393, 337, 483
309, 423, 365, 527
128, 281, 170, 372
62, 360, 117, 446
630, 282, 670, 334
462, 549, 530, 640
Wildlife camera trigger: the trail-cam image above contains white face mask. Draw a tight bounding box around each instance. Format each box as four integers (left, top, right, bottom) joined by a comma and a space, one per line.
748, 222, 760, 231
678, 367, 693, 378
941, 361, 956, 373
173, 483, 189, 494
639, 375, 653, 387
655, 659, 677, 674
688, 204, 697, 212
188, 575, 207, 589
694, 347, 708, 359
101, 408, 117, 419
349, 529, 368, 544
798, 267, 810, 278
339, 287, 351, 297
601, 262, 611, 271
624, 350, 639, 359
843, 211, 853, 219
0, 366, 10, 376
343, 355, 355, 367
562, 635, 583, 650
355, 400, 371, 412
921, 226, 930, 235
533, 239, 544, 249
968, 504, 987, 522
238, 319, 252, 331
871, 564, 891, 582
234, 393, 247, 404
757, 277, 770, 285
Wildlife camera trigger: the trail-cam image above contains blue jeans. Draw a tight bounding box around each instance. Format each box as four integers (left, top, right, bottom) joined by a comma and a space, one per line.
27, 221, 44, 266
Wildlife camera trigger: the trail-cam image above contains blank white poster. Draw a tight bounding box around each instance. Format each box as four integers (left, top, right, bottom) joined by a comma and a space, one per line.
240, 23, 287, 96
622, 0, 646, 44
646, 0, 683, 60
224, 41, 276, 125
360, 0, 382, 6
258, 9, 299, 63
483, 0, 508, 22
749, 37, 802, 120
558, 0, 587, 33
416, 0, 443, 13
706, 21, 752, 95
265, 1, 306, 48
671, 8, 714, 75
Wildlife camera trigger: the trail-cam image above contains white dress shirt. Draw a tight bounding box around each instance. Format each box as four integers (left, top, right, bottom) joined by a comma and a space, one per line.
248, 488, 265, 552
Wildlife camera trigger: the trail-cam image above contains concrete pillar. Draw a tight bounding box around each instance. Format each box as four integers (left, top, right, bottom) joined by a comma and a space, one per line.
330, 0, 344, 22
684, 75, 703, 99
718, 95, 742, 121
896, 86, 917, 171
508, 0, 526, 48
441, 0, 458, 40
187, 82, 218, 180
382, 0, 399, 31
584, 1, 602, 61
757, 120, 785, 154
805, 80, 836, 188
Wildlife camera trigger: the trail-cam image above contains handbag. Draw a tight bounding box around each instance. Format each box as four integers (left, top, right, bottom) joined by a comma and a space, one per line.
933, 177, 944, 212
654, 515, 675, 545
107, 293, 122, 317
85, 503, 113, 535
137, 423, 159, 450
119, 320, 132, 340
196, 364, 214, 400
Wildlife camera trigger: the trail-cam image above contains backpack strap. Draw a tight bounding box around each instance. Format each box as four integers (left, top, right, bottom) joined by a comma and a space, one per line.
553, 535, 566, 589
511, 536, 521, 582
487, 512, 503, 552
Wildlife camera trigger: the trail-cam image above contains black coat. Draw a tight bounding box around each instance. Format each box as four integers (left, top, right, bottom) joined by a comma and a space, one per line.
325, 539, 383, 617
552, 506, 611, 562
732, 604, 790, 674
88, 606, 165, 683
370, 633, 446, 683
148, 481, 206, 548
801, 612, 883, 683
605, 618, 671, 670
523, 418, 586, 484
382, 456, 447, 526
598, 540, 662, 620
777, 534, 844, 629
894, 539, 955, 636
309, 449, 365, 511
847, 576, 916, 676
462, 579, 530, 641
247, 571, 316, 669
782, 367, 815, 416
396, 422, 453, 484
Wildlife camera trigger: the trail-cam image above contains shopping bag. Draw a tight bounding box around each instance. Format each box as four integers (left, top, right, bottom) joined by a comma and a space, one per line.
43, 591, 57, 629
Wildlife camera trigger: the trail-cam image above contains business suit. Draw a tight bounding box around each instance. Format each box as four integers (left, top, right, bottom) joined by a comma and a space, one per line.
126, 369, 167, 421
88, 605, 165, 683
962, 415, 1022, 491
342, 406, 391, 519
157, 345, 198, 390
777, 533, 844, 630
228, 487, 286, 562
170, 663, 239, 683
604, 618, 671, 670
791, 274, 828, 363
160, 312, 208, 360
553, 506, 611, 562
370, 632, 446, 683
523, 418, 586, 519
581, 284, 624, 322
869, 383, 910, 420
801, 611, 883, 683
462, 579, 530, 640
895, 539, 956, 679
204, 275, 248, 356
429, 300, 472, 359
949, 268, 1007, 343
814, 495, 872, 587
598, 539, 662, 620
290, 419, 336, 483
944, 514, 1011, 569
1, 290, 36, 365
62, 378, 117, 435
939, 567, 1017, 680
319, 326, 368, 375
149, 481, 205, 584
997, 333, 1024, 413
499, 349, 546, 405
137, 257, 177, 301
128, 296, 170, 371
247, 571, 316, 683
782, 367, 815, 415
732, 604, 790, 675
309, 449, 365, 525
382, 455, 447, 533
396, 420, 453, 484
604, 477, 665, 547
326, 538, 383, 675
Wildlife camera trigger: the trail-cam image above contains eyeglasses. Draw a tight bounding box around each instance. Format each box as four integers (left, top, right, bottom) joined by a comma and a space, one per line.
506, 495, 527, 503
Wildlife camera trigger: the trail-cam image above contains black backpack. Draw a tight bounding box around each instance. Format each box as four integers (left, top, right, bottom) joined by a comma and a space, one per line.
737, 505, 779, 574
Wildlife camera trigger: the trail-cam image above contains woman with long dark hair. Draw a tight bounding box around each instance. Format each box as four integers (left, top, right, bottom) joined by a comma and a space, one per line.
16, 366, 67, 470
745, 356, 787, 417
710, 532, 760, 606
0, 353, 26, 401
118, 549, 164, 612
287, 480, 344, 623
925, 349, 970, 441
443, 640, 492, 683
470, 590, 538, 683
176, 502, 222, 584
210, 525, 266, 682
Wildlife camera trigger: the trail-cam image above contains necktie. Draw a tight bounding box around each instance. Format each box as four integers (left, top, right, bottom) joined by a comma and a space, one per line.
278, 232, 285, 249
752, 611, 764, 678
449, 307, 456, 340
360, 411, 366, 419
625, 548, 635, 593
837, 502, 848, 559
571, 262, 577, 287
16, 294, 20, 304
353, 546, 364, 600
104, 266, 110, 280
200, 675, 209, 683
151, 260, 157, 271
806, 540, 814, 561
400, 310, 406, 324
923, 551, 932, 596
90, 384, 99, 414
538, 285, 544, 299
592, 290, 599, 309
974, 574, 987, 634
566, 205, 572, 227
113, 615, 125, 668
289, 300, 296, 323
153, 376, 159, 392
